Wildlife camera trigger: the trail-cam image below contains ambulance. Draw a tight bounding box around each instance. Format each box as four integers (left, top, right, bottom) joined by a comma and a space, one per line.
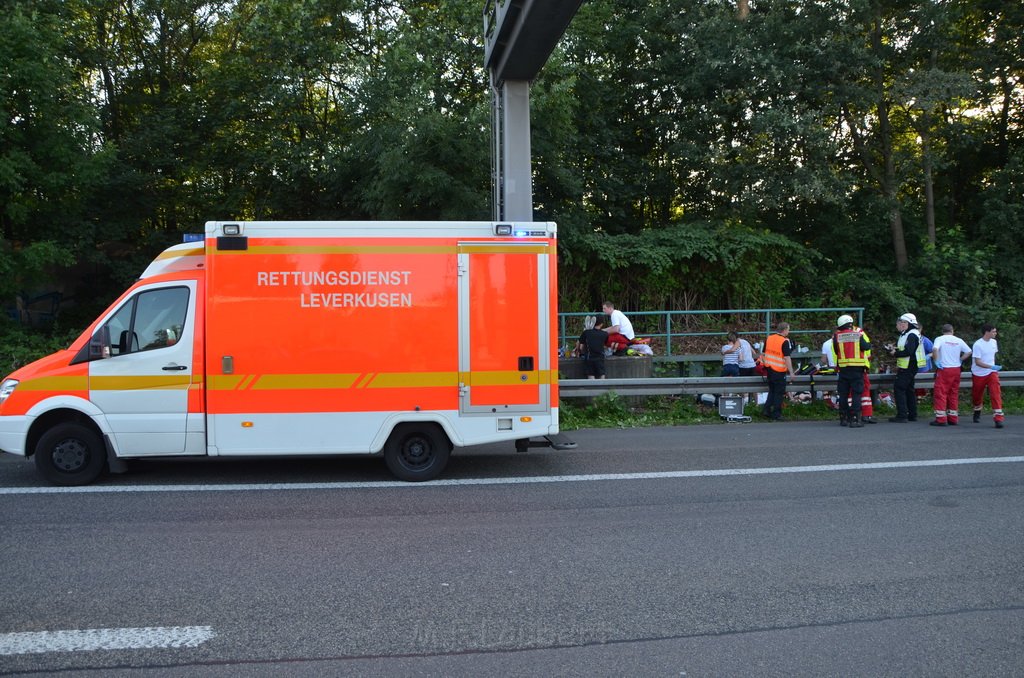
0, 221, 571, 485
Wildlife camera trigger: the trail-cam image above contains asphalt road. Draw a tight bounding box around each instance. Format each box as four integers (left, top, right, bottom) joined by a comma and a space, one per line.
1, 418, 1022, 676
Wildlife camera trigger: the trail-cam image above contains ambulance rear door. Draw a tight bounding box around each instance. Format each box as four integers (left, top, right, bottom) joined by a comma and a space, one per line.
458, 241, 551, 414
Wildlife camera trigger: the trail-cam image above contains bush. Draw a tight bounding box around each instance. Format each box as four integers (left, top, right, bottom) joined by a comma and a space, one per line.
0, 322, 79, 374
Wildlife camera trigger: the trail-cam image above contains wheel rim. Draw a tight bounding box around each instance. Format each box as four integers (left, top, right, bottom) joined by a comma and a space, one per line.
399, 435, 434, 471
51, 438, 90, 473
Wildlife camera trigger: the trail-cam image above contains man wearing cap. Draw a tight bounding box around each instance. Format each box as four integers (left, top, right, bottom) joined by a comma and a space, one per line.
886, 313, 925, 423
831, 314, 872, 427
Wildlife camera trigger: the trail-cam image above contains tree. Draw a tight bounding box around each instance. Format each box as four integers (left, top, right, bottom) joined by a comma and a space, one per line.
0, 0, 100, 304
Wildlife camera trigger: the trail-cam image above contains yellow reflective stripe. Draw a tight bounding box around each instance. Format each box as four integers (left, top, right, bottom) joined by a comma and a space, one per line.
249, 374, 358, 390
457, 244, 549, 254
205, 371, 555, 390
208, 375, 245, 390
90, 376, 191, 390
364, 372, 459, 388
18, 376, 89, 391
154, 247, 205, 260
215, 245, 456, 256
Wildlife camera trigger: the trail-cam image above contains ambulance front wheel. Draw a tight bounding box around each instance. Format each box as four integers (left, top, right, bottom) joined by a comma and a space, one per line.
383, 424, 451, 482
34, 422, 106, 486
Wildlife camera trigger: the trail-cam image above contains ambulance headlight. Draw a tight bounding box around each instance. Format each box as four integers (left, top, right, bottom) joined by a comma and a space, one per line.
495, 224, 512, 236
0, 379, 18, 404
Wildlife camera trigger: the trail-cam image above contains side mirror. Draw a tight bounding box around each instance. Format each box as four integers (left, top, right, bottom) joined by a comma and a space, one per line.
90, 326, 112, 360
118, 330, 137, 354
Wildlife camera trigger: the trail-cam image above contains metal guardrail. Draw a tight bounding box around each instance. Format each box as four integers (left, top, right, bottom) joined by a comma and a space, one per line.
559, 371, 1024, 399
558, 306, 864, 356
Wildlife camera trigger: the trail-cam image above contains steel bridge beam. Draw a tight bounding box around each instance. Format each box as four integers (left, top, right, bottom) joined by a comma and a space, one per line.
484, 0, 583, 221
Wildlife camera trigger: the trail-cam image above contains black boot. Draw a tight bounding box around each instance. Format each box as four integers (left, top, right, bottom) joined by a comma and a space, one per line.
973, 410, 981, 423
840, 414, 848, 427
850, 413, 863, 428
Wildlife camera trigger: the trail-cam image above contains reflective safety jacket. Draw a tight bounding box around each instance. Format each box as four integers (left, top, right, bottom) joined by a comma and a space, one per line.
832, 327, 871, 369
762, 333, 789, 372
896, 329, 925, 370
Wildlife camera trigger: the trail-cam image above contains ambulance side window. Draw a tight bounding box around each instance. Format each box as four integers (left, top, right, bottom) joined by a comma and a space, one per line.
105, 301, 136, 357
106, 287, 190, 357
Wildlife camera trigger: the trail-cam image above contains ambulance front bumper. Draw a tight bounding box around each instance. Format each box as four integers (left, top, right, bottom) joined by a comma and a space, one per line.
0, 415, 30, 456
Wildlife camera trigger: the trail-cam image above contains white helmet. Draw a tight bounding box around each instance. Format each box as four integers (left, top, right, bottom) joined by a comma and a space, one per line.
836, 314, 854, 327
899, 312, 917, 325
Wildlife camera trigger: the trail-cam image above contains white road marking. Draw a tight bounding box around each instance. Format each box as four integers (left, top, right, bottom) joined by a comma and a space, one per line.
0, 456, 1022, 495
0, 626, 215, 655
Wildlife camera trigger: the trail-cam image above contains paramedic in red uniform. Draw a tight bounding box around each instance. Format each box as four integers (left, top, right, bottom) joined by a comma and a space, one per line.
930, 323, 971, 426
761, 323, 795, 421
971, 324, 1004, 428
831, 314, 872, 428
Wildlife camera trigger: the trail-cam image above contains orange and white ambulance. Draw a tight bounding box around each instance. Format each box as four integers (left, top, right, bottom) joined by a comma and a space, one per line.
0, 221, 570, 485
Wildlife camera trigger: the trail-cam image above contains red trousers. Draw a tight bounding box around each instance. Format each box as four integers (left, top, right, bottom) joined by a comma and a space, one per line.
972, 372, 1004, 422
932, 367, 962, 423
860, 372, 873, 417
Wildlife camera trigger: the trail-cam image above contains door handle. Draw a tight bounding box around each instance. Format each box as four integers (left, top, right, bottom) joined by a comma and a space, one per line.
162, 364, 188, 371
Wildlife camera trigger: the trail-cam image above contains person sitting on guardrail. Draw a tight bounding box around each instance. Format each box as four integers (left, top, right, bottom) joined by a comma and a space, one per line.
722, 331, 759, 406
721, 331, 742, 377
736, 333, 758, 377
576, 316, 608, 380
601, 301, 634, 354
737, 332, 759, 407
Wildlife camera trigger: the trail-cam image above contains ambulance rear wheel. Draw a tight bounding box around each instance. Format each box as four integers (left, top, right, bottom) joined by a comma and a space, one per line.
383, 424, 451, 482
34, 422, 106, 486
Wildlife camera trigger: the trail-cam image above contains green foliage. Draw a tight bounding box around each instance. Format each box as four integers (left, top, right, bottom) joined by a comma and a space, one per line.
0, 0, 1021, 358
0, 242, 76, 304
562, 394, 723, 429
812, 268, 915, 330
0, 322, 80, 372
0, 1, 109, 245
561, 221, 813, 312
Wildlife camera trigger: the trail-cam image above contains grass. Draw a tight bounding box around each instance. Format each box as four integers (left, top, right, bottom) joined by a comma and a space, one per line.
559, 388, 1023, 430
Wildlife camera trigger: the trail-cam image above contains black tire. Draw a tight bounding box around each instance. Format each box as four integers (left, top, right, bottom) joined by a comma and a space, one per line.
383, 424, 451, 482
34, 422, 106, 486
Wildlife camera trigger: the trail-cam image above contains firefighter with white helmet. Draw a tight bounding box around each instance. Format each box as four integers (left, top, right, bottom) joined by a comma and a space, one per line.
830, 314, 878, 424
831, 314, 872, 427
886, 312, 926, 422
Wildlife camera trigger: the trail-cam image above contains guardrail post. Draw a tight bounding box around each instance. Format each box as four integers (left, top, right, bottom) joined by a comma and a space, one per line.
666, 313, 673, 356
